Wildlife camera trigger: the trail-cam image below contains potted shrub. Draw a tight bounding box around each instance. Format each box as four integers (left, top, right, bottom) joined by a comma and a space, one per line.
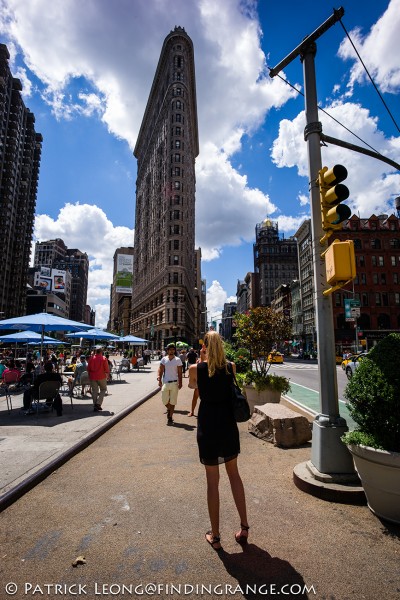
342, 333, 400, 524
234, 307, 292, 411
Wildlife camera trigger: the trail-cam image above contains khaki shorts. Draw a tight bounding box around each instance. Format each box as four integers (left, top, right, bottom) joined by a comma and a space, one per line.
161, 381, 179, 405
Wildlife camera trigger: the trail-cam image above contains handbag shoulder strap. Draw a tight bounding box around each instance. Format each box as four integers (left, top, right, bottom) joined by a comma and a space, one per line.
227, 361, 239, 386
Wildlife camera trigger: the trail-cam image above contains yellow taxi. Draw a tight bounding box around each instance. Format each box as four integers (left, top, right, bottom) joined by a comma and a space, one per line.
341, 353, 361, 370
267, 351, 284, 364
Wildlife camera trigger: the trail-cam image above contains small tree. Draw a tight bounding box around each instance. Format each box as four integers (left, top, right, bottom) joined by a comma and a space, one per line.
234, 307, 292, 378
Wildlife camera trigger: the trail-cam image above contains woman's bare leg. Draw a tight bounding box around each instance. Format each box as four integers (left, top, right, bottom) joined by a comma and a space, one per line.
225, 458, 249, 540
204, 464, 221, 548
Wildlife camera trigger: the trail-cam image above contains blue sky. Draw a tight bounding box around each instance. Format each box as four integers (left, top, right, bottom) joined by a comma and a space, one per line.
1, 0, 399, 327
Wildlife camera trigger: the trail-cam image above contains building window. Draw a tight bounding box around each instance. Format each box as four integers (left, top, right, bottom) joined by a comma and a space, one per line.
382, 293, 388, 306
395, 293, 400, 305
361, 273, 366, 285
174, 181, 180, 189
176, 87, 182, 96
175, 127, 181, 136
176, 100, 181, 109
393, 273, 398, 284
173, 240, 179, 250
359, 255, 365, 267
378, 256, 384, 266
381, 273, 386, 284
173, 210, 180, 220
175, 113, 182, 122
391, 256, 396, 266
334, 293, 341, 307
362, 293, 368, 306
175, 153, 180, 162
354, 239, 362, 250
173, 272, 179, 284
375, 293, 381, 306
175, 140, 181, 148
173, 255, 179, 265
371, 256, 376, 266
390, 239, 400, 248
372, 273, 378, 284
371, 239, 381, 249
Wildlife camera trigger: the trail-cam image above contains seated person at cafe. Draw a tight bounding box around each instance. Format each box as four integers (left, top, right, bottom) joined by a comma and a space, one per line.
1, 359, 21, 385
22, 361, 63, 416
18, 362, 36, 387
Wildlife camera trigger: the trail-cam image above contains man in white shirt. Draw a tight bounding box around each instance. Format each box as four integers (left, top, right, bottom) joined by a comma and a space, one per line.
157, 343, 182, 425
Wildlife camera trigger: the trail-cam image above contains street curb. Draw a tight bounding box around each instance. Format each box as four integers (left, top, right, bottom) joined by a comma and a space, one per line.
0, 387, 160, 513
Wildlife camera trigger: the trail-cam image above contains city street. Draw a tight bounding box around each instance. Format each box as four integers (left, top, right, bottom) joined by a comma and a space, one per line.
269, 358, 349, 401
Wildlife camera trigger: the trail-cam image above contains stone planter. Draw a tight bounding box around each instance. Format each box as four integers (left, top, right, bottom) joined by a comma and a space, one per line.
348, 444, 400, 524
243, 384, 280, 413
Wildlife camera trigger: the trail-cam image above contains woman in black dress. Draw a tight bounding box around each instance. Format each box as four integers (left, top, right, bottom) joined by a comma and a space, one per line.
188, 331, 249, 551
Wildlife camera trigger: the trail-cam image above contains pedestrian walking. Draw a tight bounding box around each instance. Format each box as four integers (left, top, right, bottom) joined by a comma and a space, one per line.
157, 343, 182, 425
187, 347, 198, 366
188, 331, 249, 551
188, 346, 206, 417
180, 349, 187, 377
87, 348, 110, 411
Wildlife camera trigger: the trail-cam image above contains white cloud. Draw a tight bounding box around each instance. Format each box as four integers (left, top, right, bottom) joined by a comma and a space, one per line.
33, 203, 134, 328
337, 0, 400, 96
271, 101, 400, 217
206, 280, 233, 320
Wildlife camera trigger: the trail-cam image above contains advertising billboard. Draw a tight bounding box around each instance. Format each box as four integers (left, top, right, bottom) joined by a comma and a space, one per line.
116, 254, 133, 293
52, 269, 66, 291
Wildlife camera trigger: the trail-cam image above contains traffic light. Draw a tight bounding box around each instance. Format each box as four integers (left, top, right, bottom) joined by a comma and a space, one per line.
318, 164, 351, 242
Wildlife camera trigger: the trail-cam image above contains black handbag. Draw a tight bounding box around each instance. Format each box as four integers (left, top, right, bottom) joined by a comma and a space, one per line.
228, 363, 251, 422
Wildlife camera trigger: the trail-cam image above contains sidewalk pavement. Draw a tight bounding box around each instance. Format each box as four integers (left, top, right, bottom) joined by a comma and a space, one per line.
0, 364, 399, 599
0, 361, 160, 509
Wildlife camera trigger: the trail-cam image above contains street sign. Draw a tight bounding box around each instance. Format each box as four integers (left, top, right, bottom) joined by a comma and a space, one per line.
344, 298, 360, 321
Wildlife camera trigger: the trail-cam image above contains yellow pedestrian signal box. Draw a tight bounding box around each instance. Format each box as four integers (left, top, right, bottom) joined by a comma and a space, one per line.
323, 239, 356, 296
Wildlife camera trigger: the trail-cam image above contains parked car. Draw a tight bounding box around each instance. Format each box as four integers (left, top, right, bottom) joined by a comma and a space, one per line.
345, 353, 368, 379
267, 351, 284, 364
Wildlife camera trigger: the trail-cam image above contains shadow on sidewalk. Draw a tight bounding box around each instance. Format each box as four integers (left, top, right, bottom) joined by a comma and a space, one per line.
217, 543, 311, 599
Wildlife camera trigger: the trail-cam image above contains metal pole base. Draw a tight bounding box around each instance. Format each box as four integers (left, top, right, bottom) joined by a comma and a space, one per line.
311, 419, 356, 474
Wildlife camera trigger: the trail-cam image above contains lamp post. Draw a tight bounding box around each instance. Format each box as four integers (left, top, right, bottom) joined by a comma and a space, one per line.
171, 293, 185, 345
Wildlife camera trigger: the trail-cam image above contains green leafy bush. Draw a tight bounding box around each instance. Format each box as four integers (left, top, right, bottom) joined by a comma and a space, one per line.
243, 370, 291, 394
343, 333, 400, 452
233, 347, 252, 373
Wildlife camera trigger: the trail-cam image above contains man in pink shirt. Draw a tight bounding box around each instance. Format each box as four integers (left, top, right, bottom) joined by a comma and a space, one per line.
87, 348, 110, 411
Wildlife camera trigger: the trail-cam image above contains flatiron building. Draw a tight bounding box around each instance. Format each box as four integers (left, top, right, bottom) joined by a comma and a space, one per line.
131, 26, 199, 347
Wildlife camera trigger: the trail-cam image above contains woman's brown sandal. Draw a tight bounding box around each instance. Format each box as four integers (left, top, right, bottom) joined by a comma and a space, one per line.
205, 531, 222, 551
235, 523, 250, 544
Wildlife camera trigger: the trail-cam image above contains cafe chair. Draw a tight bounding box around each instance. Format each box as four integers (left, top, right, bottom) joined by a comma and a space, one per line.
1, 371, 20, 413
31, 381, 61, 416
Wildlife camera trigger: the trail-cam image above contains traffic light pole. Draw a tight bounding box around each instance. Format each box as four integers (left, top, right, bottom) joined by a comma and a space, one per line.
270, 7, 356, 477
301, 44, 355, 474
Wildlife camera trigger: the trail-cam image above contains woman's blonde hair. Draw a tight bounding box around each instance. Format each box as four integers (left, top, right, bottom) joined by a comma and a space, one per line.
204, 331, 228, 377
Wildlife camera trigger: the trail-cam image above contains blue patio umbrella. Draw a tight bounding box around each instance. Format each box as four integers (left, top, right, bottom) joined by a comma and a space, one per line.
0, 313, 95, 333
119, 335, 149, 345
0, 313, 94, 364
0, 330, 62, 344
66, 328, 120, 343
